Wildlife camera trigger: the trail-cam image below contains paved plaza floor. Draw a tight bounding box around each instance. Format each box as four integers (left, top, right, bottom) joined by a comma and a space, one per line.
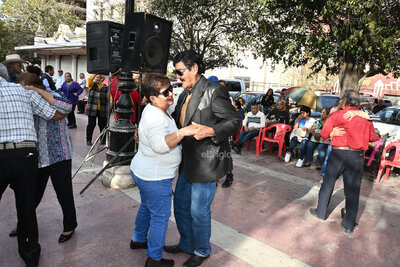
1, 113, 399, 267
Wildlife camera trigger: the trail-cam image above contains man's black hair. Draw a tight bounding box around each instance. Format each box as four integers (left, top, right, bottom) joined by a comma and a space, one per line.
300, 105, 311, 115
45, 65, 54, 73
342, 90, 360, 107
173, 50, 205, 74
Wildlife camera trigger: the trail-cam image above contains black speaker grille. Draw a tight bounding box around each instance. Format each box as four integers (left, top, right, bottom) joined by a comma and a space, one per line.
143, 37, 164, 68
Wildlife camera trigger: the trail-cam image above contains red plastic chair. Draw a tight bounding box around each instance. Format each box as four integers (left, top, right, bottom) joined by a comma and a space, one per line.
236, 126, 265, 155
376, 141, 400, 184
259, 123, 292, 159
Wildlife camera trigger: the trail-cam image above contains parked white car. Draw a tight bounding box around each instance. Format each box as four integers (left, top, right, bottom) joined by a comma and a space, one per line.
370, 106, 400, 143
221, 78, 246, 98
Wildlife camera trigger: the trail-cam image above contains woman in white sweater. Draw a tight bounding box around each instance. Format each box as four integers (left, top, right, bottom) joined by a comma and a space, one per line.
129, 73, 197, 267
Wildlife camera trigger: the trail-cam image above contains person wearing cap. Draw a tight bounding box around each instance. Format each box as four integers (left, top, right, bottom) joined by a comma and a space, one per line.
0, 63, 66, 267
2, 54, 25, 83
55, 69, 65, 90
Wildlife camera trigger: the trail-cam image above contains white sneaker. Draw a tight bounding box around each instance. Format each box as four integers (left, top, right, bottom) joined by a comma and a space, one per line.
284, 153, 291, 162
296, 159, 303, 167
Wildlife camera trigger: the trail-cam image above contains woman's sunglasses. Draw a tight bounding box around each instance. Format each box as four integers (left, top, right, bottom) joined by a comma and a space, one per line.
155, 85, 173, 97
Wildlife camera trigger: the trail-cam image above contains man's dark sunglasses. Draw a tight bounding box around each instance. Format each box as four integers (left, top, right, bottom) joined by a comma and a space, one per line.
173, 68, 188, 76
155, 85, 173, 97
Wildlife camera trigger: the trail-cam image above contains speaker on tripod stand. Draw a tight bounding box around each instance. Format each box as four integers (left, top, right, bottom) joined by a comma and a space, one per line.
121, 12, 173, 74
86, 21, 124, 75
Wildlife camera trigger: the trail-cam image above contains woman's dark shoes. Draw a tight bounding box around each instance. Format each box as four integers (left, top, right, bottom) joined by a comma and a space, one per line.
144, 257, 174, 267
58, 230, 74, 243
182, 254, 209, 267
68, 124, 77, 129
303, 162, 311, 167
86, 140, 93, 146
163, 244, 191, 255
9, 228, 17, 237
130, 240, 147, 249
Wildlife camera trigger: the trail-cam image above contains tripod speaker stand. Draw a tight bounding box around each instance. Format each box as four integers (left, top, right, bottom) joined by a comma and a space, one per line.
72, 71, 139, 195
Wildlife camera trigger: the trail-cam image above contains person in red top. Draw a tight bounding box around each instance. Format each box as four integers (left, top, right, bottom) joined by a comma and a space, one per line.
310, 90, 379, 234
104, 75, 140, 123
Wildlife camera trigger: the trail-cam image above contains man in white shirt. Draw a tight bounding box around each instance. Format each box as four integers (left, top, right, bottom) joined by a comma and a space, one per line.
55, 69, 65, 89
232, 104, 266, 154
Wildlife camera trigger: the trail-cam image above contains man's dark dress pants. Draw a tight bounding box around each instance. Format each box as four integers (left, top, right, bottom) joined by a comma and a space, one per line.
316, 149, 364, 231
0, 147, 41, 266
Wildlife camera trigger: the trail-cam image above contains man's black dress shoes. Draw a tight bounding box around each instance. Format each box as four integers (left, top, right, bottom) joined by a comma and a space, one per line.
163, 244, 191, 255
58, 230, 74, 243
9, 228, 17, 237
144, 257, 174, 267
309, 208, 325, 221
130, 240, 148, 249
340, 208, 358, 234
183, 254, 209, 267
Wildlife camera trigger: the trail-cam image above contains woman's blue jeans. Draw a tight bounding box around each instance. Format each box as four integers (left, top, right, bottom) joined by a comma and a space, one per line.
288, 136, 307, 160
174, 168, 216, 257
131, 172, 173, 261
321, 145, 333, 176
305, 141, 328, 165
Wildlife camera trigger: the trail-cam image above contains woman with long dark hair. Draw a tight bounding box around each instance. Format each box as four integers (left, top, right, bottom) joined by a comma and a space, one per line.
13, 73, 78, 243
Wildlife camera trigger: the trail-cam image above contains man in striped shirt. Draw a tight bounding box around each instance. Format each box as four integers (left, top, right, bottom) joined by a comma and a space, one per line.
0, 64, 65, 267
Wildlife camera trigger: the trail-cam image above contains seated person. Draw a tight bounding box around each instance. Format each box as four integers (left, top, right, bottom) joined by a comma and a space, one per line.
284, 106, 315, 167
234, 99, 245, 120
261, 88, 275, 114
372, 99, 386, 114
232, 104, 265, 154
266, 99, 290, 124
303, 107, 330, 168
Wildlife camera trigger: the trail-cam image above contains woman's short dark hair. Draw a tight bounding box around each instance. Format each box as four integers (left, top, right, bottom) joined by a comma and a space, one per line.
300, 105, 311, 115
142, 73, 170, 103
341, 90, 360, 107
16, 72, 45, 90
173, 50, 205, 74
26, 65, 42, 77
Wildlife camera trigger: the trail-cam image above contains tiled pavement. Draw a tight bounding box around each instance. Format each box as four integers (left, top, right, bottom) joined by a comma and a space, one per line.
1, 113, 399, 267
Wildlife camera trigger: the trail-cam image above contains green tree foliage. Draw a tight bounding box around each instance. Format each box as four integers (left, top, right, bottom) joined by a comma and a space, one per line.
149, 0, 255, 70
244, 0, 400, 93
0, 0, 80, 61
0, 19, 13, 60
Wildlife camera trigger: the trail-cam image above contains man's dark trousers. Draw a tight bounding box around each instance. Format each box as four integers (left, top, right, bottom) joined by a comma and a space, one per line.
236, 129, 259, 149
315, 149, 364, 230
0, 147, 41, 266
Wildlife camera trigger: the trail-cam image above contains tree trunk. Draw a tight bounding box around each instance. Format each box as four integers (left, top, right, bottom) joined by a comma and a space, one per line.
338, 62, 365, 96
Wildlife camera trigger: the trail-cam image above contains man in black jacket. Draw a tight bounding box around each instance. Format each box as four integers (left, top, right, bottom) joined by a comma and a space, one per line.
164, 50, 241, 267
41, 65, 56, 91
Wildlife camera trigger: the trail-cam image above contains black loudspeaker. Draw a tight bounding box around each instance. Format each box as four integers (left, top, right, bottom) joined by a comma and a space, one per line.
121, 13, 172, 74
86, 21, 124, 74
